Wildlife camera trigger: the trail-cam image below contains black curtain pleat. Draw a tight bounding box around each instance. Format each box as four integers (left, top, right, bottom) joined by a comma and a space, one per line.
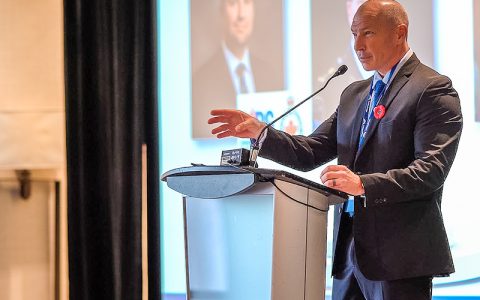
64, 0, 159, 299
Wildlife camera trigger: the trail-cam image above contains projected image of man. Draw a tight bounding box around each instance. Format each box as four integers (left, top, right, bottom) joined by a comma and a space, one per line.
192, 0, 284, 138
222, 0, 256, 94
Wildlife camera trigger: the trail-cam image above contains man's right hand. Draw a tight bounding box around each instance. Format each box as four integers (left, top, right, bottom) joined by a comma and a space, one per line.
208, 109, 266, 139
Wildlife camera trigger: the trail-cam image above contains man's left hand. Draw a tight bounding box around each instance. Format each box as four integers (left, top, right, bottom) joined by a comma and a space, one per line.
320, 165, 365, 196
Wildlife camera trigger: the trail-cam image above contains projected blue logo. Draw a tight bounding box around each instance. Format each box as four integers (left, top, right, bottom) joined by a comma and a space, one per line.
254, 110, 274, 124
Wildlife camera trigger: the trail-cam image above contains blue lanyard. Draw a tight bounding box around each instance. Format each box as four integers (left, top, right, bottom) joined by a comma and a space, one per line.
358, 63, 398, 148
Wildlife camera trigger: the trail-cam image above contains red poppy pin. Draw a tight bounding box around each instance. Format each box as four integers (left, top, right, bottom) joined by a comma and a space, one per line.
373, 105, 386, 119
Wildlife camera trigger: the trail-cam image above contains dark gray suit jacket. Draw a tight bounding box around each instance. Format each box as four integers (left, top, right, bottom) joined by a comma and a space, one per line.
259, 54, 462, 281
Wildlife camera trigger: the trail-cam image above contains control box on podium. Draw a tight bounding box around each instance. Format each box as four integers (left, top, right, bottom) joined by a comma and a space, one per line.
161, 166, 348, 300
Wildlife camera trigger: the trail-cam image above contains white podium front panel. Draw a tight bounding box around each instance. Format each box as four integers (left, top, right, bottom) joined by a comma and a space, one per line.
182, 180, 332, 300
184, 193, 274, 300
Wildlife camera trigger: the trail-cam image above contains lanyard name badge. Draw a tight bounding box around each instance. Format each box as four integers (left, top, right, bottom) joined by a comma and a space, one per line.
358, 63, 398, 148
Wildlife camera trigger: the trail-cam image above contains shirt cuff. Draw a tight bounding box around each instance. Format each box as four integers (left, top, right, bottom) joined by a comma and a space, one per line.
250, 128, 268, 148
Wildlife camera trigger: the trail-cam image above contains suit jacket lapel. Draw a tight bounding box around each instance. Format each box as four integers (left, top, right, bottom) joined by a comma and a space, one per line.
345, 88, 370, 168
354, 54, 419, 162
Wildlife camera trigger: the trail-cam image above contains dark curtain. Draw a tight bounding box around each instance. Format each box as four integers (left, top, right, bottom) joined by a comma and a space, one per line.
64, 0, 160, 299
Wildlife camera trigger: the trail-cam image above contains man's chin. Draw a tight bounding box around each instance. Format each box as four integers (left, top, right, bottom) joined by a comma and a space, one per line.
225, 37, 249, 51
361, 63, 374, 72
233, 36, 250, 47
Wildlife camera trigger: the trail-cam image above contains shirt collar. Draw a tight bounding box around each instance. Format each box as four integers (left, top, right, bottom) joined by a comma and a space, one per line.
222, 42, 252, 75
372, 48, 414, 90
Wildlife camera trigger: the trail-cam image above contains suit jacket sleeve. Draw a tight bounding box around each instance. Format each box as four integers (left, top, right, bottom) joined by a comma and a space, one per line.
259, 112, 339, 172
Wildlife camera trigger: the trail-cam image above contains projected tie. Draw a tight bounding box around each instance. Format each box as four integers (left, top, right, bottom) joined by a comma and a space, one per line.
236, 63, 248, 94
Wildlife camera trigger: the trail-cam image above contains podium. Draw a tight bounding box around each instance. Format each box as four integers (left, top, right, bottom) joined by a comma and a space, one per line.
161, 166, 348, 300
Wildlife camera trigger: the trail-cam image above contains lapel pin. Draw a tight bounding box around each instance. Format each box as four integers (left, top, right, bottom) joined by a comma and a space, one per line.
374, 105, 386, 119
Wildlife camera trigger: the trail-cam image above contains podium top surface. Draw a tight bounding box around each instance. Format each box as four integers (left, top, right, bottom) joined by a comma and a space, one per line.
161, 165, 349, 200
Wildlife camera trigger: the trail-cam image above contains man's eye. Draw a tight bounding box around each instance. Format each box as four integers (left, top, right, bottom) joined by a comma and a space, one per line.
365, 31, 374, 36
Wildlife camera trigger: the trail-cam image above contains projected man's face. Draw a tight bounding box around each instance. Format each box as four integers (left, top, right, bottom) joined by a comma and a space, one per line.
222, 0, 255, 50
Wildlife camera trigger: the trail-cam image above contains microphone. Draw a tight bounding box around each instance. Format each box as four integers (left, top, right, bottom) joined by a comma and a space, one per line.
249, 64, 348, 167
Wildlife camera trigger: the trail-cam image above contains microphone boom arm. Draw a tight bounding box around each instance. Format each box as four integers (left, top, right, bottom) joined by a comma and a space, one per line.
249, 64, 348, 167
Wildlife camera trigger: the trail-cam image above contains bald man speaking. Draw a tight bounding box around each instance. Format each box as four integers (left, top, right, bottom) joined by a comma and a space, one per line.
209, 1, 462, 298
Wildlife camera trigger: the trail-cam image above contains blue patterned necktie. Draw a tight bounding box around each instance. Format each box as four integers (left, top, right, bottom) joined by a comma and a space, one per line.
344, 80, 387, 215
358, 79, 386, 148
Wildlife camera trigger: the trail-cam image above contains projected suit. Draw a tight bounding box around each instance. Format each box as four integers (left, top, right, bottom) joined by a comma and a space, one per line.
192, 49, 283, 138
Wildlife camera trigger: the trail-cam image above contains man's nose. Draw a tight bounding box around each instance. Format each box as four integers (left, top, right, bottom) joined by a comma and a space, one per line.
237, 1, 246, 19
354, 36, 364, 52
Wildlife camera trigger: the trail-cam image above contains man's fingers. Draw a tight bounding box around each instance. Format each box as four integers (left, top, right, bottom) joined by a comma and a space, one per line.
321, 173, 334, 184
212, 121, 251, 137
321, 170, 343, 183
320, 166, 331, 177
211, 124, 231, 135
216, 130, 234, 138
210, 109, 235, 115
210, 109, 242, 119
208, 116, 230, 125
320, 165, 348, 176
320, 169, 352, 184
323, 178, 341, 189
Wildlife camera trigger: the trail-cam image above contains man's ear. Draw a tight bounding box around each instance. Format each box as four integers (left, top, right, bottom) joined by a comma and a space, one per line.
397, 24, 408, 43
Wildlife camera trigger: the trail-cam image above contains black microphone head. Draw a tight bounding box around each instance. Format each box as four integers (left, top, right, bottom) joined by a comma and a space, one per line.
336, 65, 348, 76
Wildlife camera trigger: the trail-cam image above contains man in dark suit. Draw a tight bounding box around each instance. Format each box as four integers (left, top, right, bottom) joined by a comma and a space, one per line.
208, 0, 462, 298
192, 0, 283, 138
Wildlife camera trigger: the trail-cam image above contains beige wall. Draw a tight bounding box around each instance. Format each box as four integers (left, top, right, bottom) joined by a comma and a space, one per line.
0, 0, 64, 111
0, 0, 67, 299
0, 172, 60, 300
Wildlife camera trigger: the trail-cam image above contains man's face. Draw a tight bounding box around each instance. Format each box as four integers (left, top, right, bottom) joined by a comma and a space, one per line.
351, 8, 398, 75
222, 0, 255, 47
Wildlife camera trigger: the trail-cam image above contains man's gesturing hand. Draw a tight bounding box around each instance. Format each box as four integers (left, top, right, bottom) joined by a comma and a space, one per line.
320, 165, 365, 196
208, 109, 266, 139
